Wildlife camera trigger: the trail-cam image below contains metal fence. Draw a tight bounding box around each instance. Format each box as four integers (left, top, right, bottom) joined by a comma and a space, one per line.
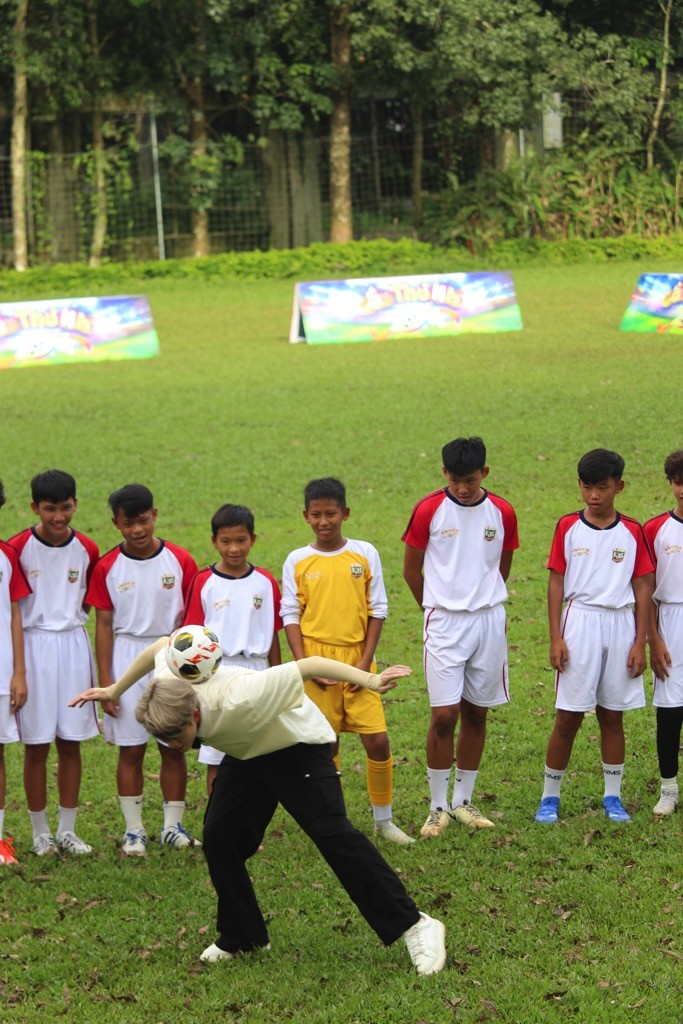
0, 119, 466, 267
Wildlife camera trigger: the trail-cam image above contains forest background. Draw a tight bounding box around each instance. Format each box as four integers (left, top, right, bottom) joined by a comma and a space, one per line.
1, 0, 682, 269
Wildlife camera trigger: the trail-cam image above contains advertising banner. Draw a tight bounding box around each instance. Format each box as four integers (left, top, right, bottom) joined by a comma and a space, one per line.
289, 272, 523, 344
0, 295, 160, 370
620, 274, 683, 333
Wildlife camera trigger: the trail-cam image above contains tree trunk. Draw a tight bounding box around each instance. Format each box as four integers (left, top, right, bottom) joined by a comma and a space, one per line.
287, 134, 307, 248
371, 101, 382, 208
329, 3, 352, 243
412, 106, 424, 232
262, 129, 290, 248
302, 124, 323, 243
188, 78, 209, 258
646, 0, 673, 171
11, 0, 29, 271
87, 0, 107, 266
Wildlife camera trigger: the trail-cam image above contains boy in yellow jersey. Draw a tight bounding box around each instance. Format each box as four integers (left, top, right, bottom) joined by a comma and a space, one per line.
281, 478, 413, 845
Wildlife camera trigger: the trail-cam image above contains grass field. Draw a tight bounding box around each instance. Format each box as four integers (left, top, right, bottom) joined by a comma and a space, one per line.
0, 258, 682, 1024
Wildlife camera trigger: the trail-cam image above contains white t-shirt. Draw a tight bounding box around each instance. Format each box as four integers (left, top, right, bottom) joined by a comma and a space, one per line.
152, 649, 335, 759
402, 488, 519, 611
644, 511, 683, 604
86, 540, 197, 638
182, 564, 282, 659
9, 527, 99, 630
547, 511, 653, 608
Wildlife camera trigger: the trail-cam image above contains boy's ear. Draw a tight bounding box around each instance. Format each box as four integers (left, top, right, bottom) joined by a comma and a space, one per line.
482, 466, 490, 480
152, 507, 158, 521
30, 501, 40, 515
616, 480, 625, 494
342, 506, 350, 521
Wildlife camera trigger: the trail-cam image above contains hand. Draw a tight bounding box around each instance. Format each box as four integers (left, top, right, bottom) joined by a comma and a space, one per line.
9, 673, 27, 712
311, 677, 338, 690
627, 641, 647, 678
649, 638, 671, 680
376, 665, 411, 693
68, 686, 114, 709
549, 638, 569, 672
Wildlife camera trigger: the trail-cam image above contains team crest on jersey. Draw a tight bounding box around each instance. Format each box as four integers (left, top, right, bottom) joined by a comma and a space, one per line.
440, 528, 460, 538
350, 563, 363, 578
161, 574, 176, 590
253, 594, 263, 609
484, 526, 496, 542
67, 568, 80, 584
117, 581, 135, 593
612, 548, 625, 563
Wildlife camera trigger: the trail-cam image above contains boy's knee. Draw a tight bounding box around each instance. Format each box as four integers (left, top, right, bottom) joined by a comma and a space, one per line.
554, 710, 584, 738
430, 706, 459, 737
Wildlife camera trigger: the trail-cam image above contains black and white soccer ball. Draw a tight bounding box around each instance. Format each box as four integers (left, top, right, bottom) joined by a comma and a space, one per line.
165, 625, 222, 683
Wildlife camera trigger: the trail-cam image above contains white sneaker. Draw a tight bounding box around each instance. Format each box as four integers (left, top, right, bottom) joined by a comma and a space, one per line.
121, 828, 148, 856
160, 823, 201, 848
653, 790, 679, 816
451, 801, 494, 828
56, 831, 93, 855
33, 833, 58, 856
420, 808, 450, 838
374, 820, 416, 845
200, 941, 271, 963
402, 912, 446, 975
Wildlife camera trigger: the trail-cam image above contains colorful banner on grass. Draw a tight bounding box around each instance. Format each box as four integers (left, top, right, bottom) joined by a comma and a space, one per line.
0, 295, 160, 370
620, 274, 683, 334
289, 272, 523, 344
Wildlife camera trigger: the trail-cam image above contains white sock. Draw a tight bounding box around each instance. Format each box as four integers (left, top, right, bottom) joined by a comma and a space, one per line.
57, 806, 77, 835
0, 807, 4, 839
163, 800, 185, 829
451, 768, 478, 808
427, 768, 451, 811
372, 803, 392, 825
542, 765, 565, 800
120, 795, 144, 831
602, 763, 624, 799
661, 776, 679, 794
29, 808, 50, 839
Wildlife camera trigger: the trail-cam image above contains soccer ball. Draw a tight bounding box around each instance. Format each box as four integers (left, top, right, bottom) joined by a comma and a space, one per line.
165, 625, 222, 683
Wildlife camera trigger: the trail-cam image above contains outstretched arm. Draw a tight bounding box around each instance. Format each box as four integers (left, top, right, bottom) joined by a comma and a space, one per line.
297, 657, 410, 694
69, 637, 168, 707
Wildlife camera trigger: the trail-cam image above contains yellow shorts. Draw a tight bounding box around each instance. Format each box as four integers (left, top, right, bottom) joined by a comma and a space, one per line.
302, 638, 387, 735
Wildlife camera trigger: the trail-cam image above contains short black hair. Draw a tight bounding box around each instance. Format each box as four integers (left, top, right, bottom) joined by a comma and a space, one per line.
31, 469, 77, 504
577, 449, 625, 484
109, 483, 154, 518
664, 450, 683, 483
211, 503, 255, 537
442, 437, 486, 476
304, 477, 346, 509
0, 479, 5, 509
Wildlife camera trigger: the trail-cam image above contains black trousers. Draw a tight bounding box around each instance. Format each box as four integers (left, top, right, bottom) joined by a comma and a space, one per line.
656, 705, 683, 778
202, 742, 420, 953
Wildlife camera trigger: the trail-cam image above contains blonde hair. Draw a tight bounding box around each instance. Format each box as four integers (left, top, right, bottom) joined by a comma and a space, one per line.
135, 676, 199, 740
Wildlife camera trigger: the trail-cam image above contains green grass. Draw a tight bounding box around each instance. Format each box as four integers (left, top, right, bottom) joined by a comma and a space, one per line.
0, 259, 682, 1024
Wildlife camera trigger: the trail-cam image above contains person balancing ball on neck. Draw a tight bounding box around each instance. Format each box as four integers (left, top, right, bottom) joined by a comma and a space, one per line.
70, 627, 447, 975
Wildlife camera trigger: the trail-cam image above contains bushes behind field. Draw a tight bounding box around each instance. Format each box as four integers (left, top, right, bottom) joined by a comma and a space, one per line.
2, 234, 683, 296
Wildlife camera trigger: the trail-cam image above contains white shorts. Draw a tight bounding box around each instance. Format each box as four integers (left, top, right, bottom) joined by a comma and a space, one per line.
555, 602, 646, 712
0, 695, 20, 744
198, 655, 267, 766
424, 604, 510, 708
18, 628, 100, 744
103, 635, 158, 747
653, 603, 683, 708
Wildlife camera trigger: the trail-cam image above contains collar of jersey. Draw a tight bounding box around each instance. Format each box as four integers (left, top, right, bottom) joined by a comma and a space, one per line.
210, 563, 254, 581
118, 538, 166, 560
443, 487, 488, 508
579, 510, 621, 531
669, 509, 683, 525
30, 524, 75, 548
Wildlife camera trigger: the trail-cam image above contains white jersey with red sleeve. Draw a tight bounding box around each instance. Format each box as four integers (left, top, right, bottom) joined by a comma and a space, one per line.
402, 488, 519, 611
86, 540, 198, 639
182, 564, 282, 659
8, 527, 99, 631
547, 511, 654, 608
643, 511, 683, 604
0, 539, 31, 696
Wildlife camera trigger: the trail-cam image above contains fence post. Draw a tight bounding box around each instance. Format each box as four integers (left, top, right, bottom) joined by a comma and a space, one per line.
150, 104, 166, 260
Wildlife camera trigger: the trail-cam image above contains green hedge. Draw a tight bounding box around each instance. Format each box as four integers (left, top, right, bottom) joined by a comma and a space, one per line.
2, 234, 683, 296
